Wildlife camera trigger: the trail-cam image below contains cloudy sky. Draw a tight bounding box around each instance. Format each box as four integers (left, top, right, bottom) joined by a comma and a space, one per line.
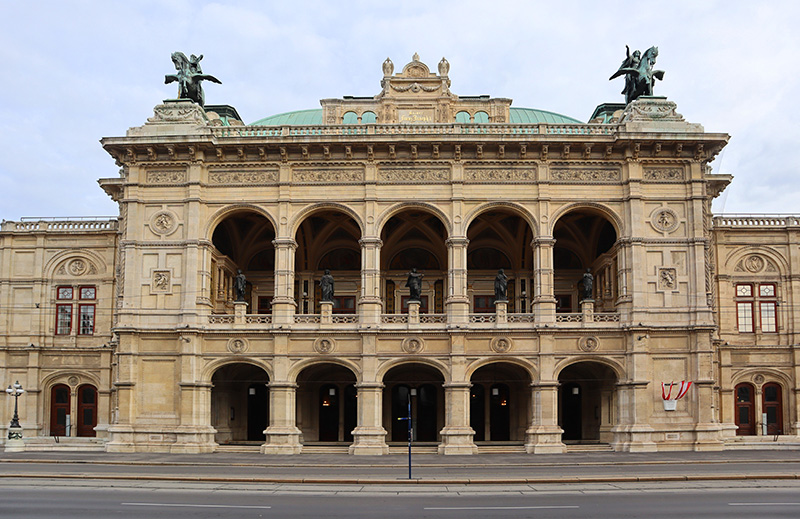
1, 0, 798, 221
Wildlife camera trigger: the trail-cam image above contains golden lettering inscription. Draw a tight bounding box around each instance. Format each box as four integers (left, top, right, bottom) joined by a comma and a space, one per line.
398, 109, 434, 124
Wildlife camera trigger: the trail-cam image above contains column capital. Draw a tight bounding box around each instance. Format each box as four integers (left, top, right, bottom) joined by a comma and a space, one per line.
446, 236, 469, 247
272, 238, 298, 249
358, 237, 383, 247
532, 236, 555, 246
442, 382, 472, 389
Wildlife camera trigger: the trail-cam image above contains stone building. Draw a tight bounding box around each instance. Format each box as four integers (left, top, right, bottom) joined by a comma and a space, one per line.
1, 55, 798, 454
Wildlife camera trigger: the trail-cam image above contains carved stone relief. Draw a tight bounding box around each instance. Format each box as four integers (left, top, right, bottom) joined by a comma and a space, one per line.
208, 169, 277, 184
658, 268, 677, 290
644, 167, 683, 181
465, 168, 535, 182
146, 170, 186, 184
227, 337, 248, 354
314, 337, 336, 354
551, 168, 619, 181
293, 169, 363, 183
491, 336, 513, 353
734, 254, 776, 274
651, 208, 680, 233
152, 271, 171, 292
579, 336, 600, 352
150, 210, 178, 235
379, 169, 449, 182
402, 336, 425, 353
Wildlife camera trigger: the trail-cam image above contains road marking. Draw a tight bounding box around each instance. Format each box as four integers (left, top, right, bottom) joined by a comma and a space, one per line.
729, 503, 800, 506
122, 502, 272, 509
424, 506, 579, 510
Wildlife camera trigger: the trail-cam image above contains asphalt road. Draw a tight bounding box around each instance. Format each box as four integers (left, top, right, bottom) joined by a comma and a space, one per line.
2, 484, 800, 518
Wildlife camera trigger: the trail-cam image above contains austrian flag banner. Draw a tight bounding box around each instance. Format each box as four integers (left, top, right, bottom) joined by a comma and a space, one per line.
661, 381, 692, 411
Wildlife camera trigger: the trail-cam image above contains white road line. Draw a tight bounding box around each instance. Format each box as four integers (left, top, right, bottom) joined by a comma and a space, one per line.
729, 503, 800, 506
122, 502, 272, 509
424, 506, 579, 510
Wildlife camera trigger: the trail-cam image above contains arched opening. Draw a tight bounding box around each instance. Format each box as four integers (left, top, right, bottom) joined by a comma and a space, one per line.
470, 363, 531, 442
380, 210, 448, 314
76, 384, 97, 437
210, 211, 275, 315
50, 384, 70, 436
473, 111, 489, 123
763, 382, 783, 435
211, 363, 270, 444
383, 363, 444, 443
295, 210, 361, 315
455, 111, 471, 123
552, 209, 618, 313
467, 209, 534, 313
361, 111, 377, 124
342, 111, 358, 124
296, 363, 357, 443
558, 362, 618, 443
735, 383, 755, 435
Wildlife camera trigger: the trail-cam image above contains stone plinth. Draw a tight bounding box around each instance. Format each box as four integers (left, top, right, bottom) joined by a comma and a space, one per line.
407, 301, 420, 324
320, 301, 333, 324
4, 427, 24, 452
234, 301, 247, 324
581, 299, 594, 322
495, 300, 508, 325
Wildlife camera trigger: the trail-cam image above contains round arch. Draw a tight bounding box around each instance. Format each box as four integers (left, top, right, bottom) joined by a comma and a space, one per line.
43, 249, 109, 279
463, 202, 539, 236
288, 358, 362, 384
375, 202, 452, 239
465, 357, 538, 382
731, 368, 792, 389
288, 202, 365, 239
553, 356, 625, 381
376, 357, 450, 383
202, 357, 273, 384
723, 246, 790, 275
40, 370, 102, 390
203, 204, 278, 241
548, 202, 624, 237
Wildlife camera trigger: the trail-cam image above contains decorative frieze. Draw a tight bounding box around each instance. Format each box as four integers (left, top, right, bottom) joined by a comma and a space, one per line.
293, 169, 363, 183
551, 168, 619, 182
644, 167, 683, 181
464, 168, 536, 182
379, 169, 449, 182
146, 170, 186, 184
208, 169, 277, 184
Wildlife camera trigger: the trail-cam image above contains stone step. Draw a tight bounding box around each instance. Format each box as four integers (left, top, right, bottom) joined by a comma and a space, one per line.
565, 443, 614, 453
22, 436, 106, 452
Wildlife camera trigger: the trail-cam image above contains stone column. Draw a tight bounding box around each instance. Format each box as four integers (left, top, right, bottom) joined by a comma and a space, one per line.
358, 237, 383, 325
438, 382, 477, 454
445, 237, 470, 324
262, 381, 302, 454
525, 382, 565, 453
612, 382, 657, 452
533, 237, 556, 323
271, 238, 297, 325
349, 382, 389, 455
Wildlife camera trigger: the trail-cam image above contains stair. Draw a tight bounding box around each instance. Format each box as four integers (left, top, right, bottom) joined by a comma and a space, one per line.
22, 436, 106, 452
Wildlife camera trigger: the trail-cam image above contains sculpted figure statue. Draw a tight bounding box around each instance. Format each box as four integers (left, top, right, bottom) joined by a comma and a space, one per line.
319, 269, 335, 302
405, 268, 424, 301
382, 57, 394, 76
494, 268, 508, 302
165, 52, 222, 107
234, 269, 247, 302
438, 57, 450, 76
581, 269, 594, 301
609, 45, 664, 104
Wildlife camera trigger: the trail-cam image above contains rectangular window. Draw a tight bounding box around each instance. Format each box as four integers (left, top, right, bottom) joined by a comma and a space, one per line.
257, 296, 271, 314
760, 302, 777, 333
57, 286, 73, 300
401, 295, 429, 314
737, 302, 753, 333
79, 286, 96, 300
332, 296, 356, 314
473, 295, 495, 313
78, 304, 95, 335
56, 304, 72, 335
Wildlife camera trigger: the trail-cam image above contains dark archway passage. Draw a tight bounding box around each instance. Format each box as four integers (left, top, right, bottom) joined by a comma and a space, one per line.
383, 363, 445, 443
296, 363, 357, 443
470, 363, 531, 442
211, 363, 270, 443
558, 362, 617, 443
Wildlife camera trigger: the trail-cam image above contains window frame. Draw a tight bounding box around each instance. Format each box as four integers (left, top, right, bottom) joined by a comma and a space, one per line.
55, 303, 73, 335
57, 286, 73, 300
79, 286, 96, 300
78, 304, 95, 335
735, 282, 778, 334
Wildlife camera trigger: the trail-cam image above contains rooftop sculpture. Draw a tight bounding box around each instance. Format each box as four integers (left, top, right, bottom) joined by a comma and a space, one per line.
164, 52, 221, 107
609, 46, 664, 104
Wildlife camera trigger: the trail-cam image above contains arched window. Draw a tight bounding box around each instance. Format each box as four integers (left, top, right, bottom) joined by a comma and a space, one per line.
361, 111, 377, 124
342, 111, 358, 124
473, 111, 489, 123
455, 111, 471, 123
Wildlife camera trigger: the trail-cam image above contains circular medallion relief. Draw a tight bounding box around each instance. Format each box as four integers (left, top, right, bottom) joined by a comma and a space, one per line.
314, 337, 336, 354
753, 374, 765, 385
150, 210, 178, 235
491, 337, 513, 353
68, 376, 80, 387
69, 259, 88, 276
745, 255, 765, 273
579, 336, 600, 352
402, 337, 424, 354
651, 208, 679, 233
227, 337, 248, 354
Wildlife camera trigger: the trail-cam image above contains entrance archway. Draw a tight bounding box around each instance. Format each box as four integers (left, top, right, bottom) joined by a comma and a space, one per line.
50, 384, 70, 436
558, 361, 618, 443
470, 362, 531, 442
76, 384, 97, 437
296, 363, 357, 443
211, 363, 270, 443
735, 382, 755, 435
383, 363, 444, 442
763, 383, 783, 435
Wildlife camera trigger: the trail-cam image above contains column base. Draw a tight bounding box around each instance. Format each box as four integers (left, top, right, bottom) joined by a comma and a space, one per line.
692, 423, 725, 451
261, 426, 303, 454
524, 426, 565, 454
437, 426, 477, 455
105, 425, 217, 453
349, 426, 389, 455
611, 425, 658, 452
5, 427, 24, 452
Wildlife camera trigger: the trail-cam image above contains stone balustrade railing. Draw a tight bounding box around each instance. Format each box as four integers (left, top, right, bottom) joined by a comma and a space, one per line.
713, 215, 800, 227
212, 123, 616, 139
2, 219, 118, 232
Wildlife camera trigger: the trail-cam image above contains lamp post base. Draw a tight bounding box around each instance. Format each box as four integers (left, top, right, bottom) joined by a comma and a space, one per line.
5, 426, 24, 452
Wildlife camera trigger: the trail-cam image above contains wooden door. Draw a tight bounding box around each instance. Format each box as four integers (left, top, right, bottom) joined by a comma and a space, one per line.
77, 385, 97, 437
735, 383, 755, 435
50, 384, 70, 436
762, 383, 783, 435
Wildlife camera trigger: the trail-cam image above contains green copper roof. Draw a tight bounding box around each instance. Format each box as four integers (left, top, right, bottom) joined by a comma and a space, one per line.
249, 107, 581, 126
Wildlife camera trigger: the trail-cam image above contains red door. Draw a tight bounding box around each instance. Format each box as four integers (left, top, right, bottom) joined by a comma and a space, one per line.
77, 385, 97, 437
762, 383, 783, 436
734, 383, 755, 436
50, 384, 70, 436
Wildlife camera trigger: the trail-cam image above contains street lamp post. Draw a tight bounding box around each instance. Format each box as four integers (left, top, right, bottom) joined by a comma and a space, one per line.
6, 381, 24, 441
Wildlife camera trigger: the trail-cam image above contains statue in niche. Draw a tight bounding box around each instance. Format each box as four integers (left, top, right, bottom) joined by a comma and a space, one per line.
165, 52, 221, 107
382, 57, 394, 76
319, 269, 335, 302
405, 268, 424, 301
494, 268, 508, 302
234, 269, 247, 302
609, 45, 664, 103
581, 269, 594, 301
